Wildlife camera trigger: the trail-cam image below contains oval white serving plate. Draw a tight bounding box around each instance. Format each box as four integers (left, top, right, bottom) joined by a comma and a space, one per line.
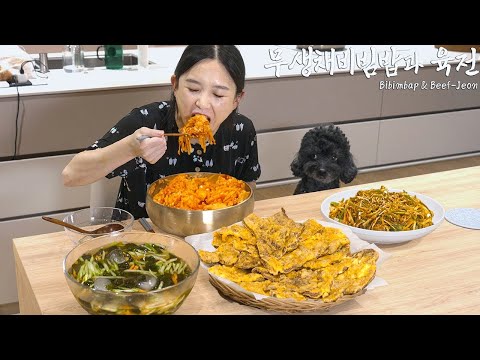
320, 188, 445, 244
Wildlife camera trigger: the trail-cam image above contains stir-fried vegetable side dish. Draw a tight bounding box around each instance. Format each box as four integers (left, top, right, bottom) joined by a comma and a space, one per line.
329, 186, 434, 231
69, 242, 192, 293
153, 173, 250, 210
178, 114, 216, 154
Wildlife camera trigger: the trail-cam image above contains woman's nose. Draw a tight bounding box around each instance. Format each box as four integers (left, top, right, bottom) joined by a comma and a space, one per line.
195, 92, 209, 109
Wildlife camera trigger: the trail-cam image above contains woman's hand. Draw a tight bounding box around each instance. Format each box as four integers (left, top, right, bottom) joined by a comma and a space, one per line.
131, 127, 167, 164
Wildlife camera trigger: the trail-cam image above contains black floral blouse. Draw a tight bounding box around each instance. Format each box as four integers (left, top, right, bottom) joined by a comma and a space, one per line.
87, 101, 261, 219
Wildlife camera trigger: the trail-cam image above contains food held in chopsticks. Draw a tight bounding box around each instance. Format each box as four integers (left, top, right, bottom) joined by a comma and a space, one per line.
152, 173, 249, 210
178, 114, 216, 154
329, 185, 434, 231
199, 208, 378, 302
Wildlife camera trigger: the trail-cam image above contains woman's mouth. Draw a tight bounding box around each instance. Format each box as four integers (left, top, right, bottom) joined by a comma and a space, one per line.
192, 113, 211, 122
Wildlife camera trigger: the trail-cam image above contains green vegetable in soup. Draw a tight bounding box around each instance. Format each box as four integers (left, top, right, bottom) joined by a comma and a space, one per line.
69, 242, 192, 293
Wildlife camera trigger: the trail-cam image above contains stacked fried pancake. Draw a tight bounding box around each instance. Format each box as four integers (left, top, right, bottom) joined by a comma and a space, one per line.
199, 208, 378, 302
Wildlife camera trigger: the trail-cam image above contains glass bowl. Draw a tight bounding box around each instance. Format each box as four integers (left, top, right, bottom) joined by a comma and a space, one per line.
62, 207, 134, 245
63, 231, 200, 315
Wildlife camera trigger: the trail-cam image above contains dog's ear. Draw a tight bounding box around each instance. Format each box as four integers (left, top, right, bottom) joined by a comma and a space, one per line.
340, 153, 358, 184
290, 154, 303, 177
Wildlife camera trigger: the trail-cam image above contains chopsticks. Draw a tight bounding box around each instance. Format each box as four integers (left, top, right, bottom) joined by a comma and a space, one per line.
139, 218, 155, 233
137, 133, 184, 142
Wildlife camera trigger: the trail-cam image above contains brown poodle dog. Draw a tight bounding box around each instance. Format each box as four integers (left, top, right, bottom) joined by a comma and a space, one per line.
291, 124, 357, 195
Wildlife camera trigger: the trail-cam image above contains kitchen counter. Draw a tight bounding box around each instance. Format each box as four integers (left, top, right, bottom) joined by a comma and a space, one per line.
1, 45, 474, 98
13, 166, 480, 315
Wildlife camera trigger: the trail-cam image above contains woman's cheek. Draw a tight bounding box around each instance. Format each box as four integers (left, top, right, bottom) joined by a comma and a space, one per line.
183, 91, 195, 104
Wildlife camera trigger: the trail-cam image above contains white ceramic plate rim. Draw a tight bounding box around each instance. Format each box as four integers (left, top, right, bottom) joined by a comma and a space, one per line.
320, 188, 445, 244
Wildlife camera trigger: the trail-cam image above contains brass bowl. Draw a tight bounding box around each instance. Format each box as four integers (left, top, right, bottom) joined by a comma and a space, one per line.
146, 172, 254, 237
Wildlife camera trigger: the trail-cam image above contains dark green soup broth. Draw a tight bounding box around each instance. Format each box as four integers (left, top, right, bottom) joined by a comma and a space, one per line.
69, 242, 192, 293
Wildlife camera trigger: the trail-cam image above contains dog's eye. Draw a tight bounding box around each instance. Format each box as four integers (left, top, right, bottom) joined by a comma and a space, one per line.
332, 155, 338, 161
311, 154, 317, 160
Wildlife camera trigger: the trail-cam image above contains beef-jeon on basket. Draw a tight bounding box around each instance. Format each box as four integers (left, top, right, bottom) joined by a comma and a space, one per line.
194, 208, 381, 313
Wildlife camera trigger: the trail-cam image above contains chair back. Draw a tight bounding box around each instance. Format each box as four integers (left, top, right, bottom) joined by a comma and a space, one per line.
89, 177, 121, 208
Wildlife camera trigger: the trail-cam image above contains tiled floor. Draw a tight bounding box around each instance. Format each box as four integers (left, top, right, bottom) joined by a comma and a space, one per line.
2, 154, 479, 315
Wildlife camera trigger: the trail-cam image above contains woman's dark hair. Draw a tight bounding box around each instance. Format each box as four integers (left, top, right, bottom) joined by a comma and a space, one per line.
168, 45, 246, 120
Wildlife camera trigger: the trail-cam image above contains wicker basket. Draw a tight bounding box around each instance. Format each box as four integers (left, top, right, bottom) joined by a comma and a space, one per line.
209, 274, 366, 313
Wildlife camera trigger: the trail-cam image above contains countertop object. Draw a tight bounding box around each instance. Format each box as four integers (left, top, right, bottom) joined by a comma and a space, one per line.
13, 166, 480, 314
137, 45, 149, 68
139, 217, 155, 232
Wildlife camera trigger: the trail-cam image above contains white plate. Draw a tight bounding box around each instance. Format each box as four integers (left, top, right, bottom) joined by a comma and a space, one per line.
320, 188, 445, 244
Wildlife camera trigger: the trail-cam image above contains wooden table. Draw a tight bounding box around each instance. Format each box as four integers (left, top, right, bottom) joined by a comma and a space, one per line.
13, 166, 480, 314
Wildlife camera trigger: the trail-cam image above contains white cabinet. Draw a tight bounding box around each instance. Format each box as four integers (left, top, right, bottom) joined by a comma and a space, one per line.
241, 72, 383, 132
380, 67, 480, 117
0, 154, 90, 305
253, 66, 480, 185
0, 86, 169, 158
257, 129, 308, 183
257, 121, 379, 183
0, 98, 17, 158
337, 122, 380, 169
0, 155, 89, 219
257, 100, 480, 184
1, 212, 73, 304
377, 109, 480, 164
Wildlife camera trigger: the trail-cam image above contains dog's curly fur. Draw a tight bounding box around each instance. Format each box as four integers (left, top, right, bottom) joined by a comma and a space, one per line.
291, 124, 357, 195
